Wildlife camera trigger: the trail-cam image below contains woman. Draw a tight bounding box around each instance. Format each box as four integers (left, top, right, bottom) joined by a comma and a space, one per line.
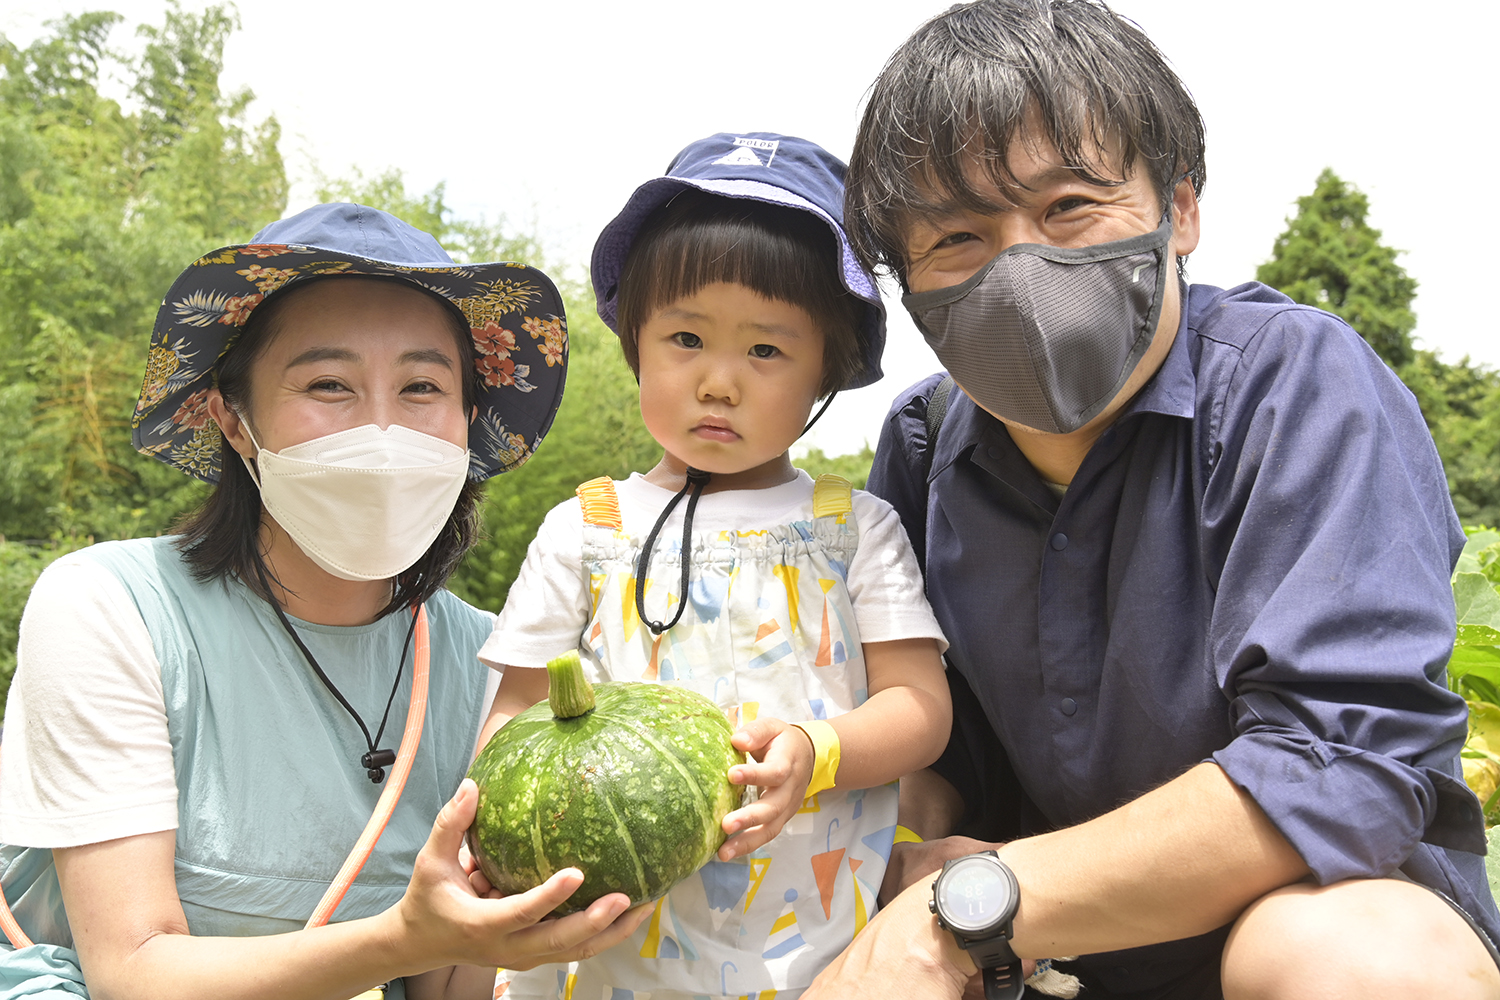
0, 203, 648, 1000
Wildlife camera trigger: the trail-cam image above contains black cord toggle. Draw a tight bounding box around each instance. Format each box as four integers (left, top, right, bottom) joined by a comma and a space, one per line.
361, 749, 397, 783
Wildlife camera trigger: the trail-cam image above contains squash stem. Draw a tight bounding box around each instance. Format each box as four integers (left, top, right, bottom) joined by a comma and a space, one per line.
546, 650, 596, 719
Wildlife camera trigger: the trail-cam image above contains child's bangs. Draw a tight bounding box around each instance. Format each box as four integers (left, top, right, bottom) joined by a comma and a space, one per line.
626, 201, 835, 326
615, 190, 864, 395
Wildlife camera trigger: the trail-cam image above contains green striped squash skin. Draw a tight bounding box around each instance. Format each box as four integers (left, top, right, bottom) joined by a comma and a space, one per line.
467, 681, 746, 915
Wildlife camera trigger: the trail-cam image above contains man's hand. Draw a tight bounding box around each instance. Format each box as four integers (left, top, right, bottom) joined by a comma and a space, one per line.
718, 716, 815, 861
880, 835, 998, 906
803, 878, 976, 1000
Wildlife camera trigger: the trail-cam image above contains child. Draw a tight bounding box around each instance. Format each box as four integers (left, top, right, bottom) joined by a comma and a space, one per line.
478, 133, 952, 1000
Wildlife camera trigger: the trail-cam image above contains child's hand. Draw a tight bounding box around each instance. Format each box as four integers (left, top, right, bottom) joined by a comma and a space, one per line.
718, 717, 815, 861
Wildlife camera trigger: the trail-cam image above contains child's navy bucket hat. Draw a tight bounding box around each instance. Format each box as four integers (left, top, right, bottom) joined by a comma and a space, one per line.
132, 202, 568, 483
590, 132, 886, 390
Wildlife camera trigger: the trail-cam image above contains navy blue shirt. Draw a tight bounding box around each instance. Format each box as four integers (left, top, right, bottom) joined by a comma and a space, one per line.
870, 282, 1497, 986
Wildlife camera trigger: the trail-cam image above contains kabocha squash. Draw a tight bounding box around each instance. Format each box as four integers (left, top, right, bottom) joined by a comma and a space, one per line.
467, 650, 745, 914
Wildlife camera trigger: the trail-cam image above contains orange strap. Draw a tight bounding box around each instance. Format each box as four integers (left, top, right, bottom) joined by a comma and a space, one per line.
577, 476, 623, 529
306, 604, 431, 928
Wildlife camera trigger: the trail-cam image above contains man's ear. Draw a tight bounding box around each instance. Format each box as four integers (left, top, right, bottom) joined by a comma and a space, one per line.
207, 389, 256, 460
1170, 174, 1201, 259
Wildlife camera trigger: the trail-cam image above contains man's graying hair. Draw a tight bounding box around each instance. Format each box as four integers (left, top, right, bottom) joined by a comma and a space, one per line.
847, 0, 1206, 282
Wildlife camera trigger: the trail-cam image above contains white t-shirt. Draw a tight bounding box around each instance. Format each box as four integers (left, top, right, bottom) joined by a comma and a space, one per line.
0, 553, 500, 850
480, 470, 946, 670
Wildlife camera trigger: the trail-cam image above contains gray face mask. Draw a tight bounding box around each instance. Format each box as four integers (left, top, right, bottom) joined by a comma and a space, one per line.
902, 214, 1172, 434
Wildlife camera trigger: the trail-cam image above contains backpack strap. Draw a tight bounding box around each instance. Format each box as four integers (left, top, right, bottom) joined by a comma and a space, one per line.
921, 374, 957, 480
576, 476, 623, 529
812, 473, 854, 524
926, 374, 956, 445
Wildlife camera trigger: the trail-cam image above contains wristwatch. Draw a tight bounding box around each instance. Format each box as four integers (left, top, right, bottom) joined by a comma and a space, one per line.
929, 850, 1024, 1000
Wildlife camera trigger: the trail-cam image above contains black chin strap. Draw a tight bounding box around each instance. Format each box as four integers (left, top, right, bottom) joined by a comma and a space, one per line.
635, 466, 711, 635
632, 392, 832, 636
801, 392, 836, 437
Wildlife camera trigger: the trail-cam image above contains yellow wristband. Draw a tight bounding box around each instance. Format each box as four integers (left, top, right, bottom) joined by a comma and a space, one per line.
790, 720, 841, 798
893, 824, 924, 844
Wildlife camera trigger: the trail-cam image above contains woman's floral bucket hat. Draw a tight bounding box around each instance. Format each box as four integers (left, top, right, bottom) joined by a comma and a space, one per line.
132, 202, 568, 483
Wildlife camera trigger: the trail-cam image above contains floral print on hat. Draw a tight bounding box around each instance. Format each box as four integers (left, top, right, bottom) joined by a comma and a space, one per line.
133, 236, 568, 484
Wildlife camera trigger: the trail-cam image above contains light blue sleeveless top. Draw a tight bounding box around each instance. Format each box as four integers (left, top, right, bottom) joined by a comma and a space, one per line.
0, 537, 493, 999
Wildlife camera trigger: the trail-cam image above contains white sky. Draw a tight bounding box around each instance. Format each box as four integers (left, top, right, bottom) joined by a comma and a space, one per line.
3, 0, 1496, 457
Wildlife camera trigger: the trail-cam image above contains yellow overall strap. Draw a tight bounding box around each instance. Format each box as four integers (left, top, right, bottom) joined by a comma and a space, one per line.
811, 473, 854, 523
577, 476, 623, 529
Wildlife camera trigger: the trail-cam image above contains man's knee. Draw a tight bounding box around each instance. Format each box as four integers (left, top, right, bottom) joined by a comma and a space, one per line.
1221, 877, 1499, 1000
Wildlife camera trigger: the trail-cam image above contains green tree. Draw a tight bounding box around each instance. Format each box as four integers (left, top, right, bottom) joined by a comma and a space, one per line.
0, 5, 285, 544
1257, 168, 1417, 369
1258, 169, 1500, 527
1, 6, 286, 718
1400, 351, 1500, 527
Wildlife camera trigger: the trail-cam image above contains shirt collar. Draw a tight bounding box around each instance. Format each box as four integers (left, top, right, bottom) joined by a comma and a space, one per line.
1118, 279, 1197, 422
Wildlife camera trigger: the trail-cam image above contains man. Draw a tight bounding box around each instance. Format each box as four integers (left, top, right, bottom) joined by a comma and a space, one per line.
805, 2, 1500, 998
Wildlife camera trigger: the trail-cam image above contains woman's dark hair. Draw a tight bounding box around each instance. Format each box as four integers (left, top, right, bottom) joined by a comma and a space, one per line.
615, 188, 865, 397
174, 275, 484, 618
847, 0, 1206, 282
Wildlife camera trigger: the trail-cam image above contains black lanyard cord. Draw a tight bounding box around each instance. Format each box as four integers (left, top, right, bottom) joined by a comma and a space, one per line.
254, 560, 418, 783
635, 466, 712, 635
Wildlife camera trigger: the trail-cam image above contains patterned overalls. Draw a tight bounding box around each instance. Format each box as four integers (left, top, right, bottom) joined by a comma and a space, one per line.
499, 475, 899, 1000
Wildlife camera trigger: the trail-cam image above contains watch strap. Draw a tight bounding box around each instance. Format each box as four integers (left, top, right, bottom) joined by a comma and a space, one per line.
963, 930, 1019, 969
982, 962, 1025, 1000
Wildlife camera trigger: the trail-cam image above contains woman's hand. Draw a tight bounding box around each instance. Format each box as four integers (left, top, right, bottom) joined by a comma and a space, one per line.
393, 779, 653, 971
717, 717, 814, 861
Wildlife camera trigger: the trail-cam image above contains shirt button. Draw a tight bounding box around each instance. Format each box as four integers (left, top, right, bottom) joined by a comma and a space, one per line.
1060, 697, 1078, 716
1050, 532, 1068, 551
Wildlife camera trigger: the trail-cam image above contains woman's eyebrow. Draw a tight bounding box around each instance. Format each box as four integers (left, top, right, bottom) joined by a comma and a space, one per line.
285, 346, 359, 368
283, 346, 455, 369
399, 348, 455, 369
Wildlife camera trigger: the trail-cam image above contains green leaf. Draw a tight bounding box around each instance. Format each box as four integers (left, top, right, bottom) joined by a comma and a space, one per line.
1470, 701, 1500, 755
1460, 674, 1500, 706
1486, 828, 1500, 891
1456, 532, 1500, 577
1450, 644, 1500, 679
1454, 572, 1500, 630
1457, 624, 1500, 647
1478, 542, 1500, 589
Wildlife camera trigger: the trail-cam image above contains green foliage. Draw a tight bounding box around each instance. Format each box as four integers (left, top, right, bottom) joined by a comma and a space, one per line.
314, 166, 543, 267
1400, 352, 1500, 528
1449, 528, 1500, 826
0, 4, 283, 543
1257, 168, 1417, 368
0, 6, 283, 719
796, 444, 875, 489
1260, 170, 1500, 528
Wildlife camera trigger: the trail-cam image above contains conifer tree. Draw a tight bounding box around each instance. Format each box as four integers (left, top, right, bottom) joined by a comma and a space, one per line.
1257, 168, 1417, 368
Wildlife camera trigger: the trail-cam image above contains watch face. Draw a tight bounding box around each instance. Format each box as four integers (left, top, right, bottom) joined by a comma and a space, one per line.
936, 855, 1017, 935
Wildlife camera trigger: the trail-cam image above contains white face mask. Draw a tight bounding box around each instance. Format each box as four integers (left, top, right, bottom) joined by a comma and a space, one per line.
240, 421, 471, 582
